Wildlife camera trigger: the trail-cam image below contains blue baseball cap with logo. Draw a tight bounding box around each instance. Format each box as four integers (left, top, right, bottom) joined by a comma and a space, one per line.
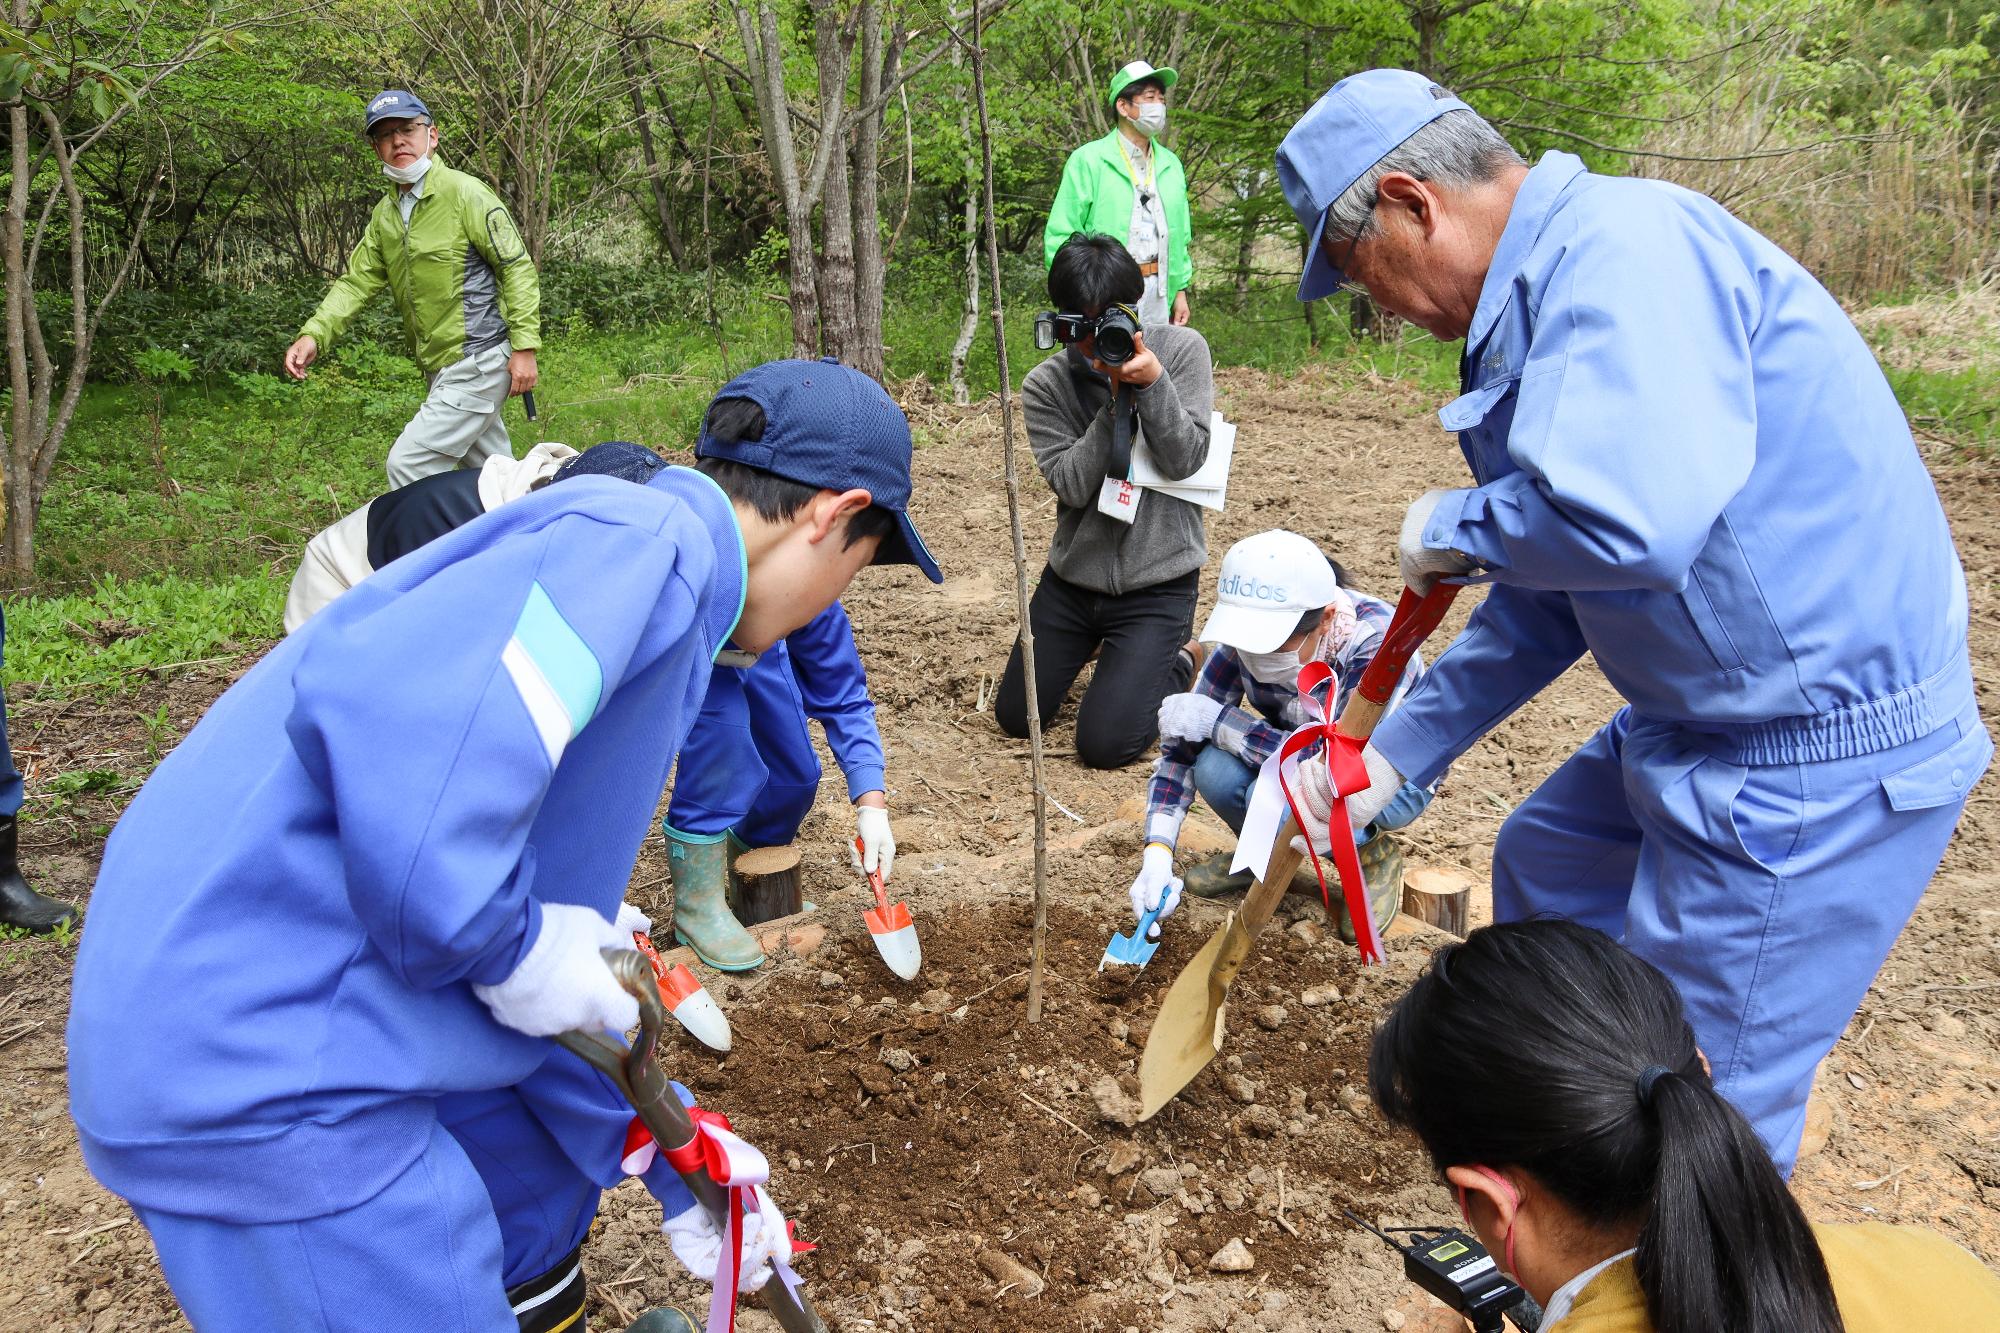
364, 89, 433, 136
1276, 69, 1472, 302
695, 359, 941, 583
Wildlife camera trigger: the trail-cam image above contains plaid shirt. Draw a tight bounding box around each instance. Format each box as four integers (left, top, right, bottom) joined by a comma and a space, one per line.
1144, 588, 1421, 848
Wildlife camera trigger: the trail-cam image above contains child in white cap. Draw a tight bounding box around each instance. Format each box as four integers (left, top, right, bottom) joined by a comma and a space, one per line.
1127, 530, 1434, 937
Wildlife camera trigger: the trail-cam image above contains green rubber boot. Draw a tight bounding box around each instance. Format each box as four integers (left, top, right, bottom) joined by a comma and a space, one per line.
626, 1308, 697, 1333
1320, 828, 1406, 946
664, 825, 765, 972
1181, 850, 1254, 899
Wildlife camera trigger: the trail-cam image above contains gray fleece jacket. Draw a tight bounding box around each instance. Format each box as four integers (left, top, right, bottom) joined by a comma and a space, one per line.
1019, 322, 1214, 596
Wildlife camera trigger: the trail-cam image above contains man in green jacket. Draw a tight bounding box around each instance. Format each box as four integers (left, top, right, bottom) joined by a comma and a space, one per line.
284, 90, 542, 488
1043, 60, 1193, 327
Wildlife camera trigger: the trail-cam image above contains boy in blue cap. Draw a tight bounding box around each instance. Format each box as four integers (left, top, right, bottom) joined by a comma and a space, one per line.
67, 360, 939, 1332
1275, 71, 1990, 1174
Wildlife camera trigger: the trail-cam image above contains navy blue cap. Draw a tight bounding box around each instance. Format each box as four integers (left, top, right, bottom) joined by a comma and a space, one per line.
1277, 69, 1471, 301
554, 440, 666, 485
364, 89, 432, 135
696, 359, 940, 583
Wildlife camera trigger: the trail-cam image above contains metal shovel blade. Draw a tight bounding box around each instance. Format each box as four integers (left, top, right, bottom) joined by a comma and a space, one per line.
864, 900, 922, 980
1137, 834, 1305, 1121
1099, 905, 1163, 972
632, 931, 733, 1052
856, 839, 921, 980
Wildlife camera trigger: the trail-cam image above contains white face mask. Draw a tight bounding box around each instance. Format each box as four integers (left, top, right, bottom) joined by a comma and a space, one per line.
1237, 646, 1302, 686
382, 153, 433, 186
1133, 103, 1168, 137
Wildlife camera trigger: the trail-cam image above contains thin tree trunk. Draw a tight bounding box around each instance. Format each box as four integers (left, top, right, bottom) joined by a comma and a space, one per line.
812, 0, 858, 366
4, 102, 36, 576
847, 0, 891, 382
949, 47, 978, 405
732, 0, 821, 355
965, 5, 1048, 1023
621, 36, 688, 265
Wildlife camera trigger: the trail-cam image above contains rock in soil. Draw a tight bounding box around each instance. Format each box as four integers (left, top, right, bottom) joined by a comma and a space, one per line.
975, 1248, 1046, 1298
1255, 1005, 1290, 1031
1105, 1140, 1144, 1176
1223, 1073, 1258, 1104
1139, 1167, 1180, 1200
1091, 1073, 1141, 1127
1239, 1104, 1286, 1138
1209, 1238, 1256, 1272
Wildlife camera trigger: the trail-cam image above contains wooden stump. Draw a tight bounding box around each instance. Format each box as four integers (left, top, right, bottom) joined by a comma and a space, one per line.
1401, 866, 1472, 939
732, 843, 803, 925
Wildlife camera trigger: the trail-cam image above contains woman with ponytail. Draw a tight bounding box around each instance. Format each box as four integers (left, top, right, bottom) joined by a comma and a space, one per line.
1369, 920, 2000, 1332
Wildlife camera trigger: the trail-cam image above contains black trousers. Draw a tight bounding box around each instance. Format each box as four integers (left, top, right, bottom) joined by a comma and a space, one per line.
996, 565, 1198, 770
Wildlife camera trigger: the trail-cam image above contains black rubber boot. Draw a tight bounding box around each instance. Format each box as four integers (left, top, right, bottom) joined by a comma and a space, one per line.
0, 815, 75, 934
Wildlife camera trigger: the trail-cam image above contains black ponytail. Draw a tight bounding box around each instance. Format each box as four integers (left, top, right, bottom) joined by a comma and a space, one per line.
1369, 920, 1844, 1333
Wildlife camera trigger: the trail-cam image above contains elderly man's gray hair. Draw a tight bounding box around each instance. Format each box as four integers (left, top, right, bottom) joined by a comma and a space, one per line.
1322, 109, 1524, 246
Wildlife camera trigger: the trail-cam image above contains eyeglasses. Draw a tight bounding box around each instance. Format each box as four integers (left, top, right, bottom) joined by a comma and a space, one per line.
369, 120, 433, 144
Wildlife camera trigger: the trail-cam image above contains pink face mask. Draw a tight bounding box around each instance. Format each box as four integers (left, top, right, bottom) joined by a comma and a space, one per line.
1456, 1165, 1520, 1279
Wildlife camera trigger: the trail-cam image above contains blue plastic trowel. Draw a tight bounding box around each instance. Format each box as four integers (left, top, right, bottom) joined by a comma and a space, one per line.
1099, 905, 1165, 972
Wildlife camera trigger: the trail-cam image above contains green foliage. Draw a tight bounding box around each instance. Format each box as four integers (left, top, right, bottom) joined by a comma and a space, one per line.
4, 575, 283, 693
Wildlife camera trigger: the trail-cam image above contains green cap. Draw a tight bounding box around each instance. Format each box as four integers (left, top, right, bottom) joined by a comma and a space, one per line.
1108, 59, 1178, 107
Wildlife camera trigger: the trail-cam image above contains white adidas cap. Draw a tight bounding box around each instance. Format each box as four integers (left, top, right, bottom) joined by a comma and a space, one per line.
1198, 530, 1340, 652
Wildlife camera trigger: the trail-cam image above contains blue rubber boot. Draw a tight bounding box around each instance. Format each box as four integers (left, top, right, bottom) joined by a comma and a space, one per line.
663, 825, 764, 972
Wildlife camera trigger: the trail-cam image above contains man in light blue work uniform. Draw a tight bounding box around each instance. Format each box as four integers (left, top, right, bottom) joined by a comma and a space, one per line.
1277, 70, 1990, 1172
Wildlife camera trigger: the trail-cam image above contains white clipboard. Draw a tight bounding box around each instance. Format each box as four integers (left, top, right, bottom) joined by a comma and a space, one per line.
1132, 412, 1233, 511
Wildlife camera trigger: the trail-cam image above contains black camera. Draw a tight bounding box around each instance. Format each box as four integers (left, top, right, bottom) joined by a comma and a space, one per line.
1033, 303, 1142, 365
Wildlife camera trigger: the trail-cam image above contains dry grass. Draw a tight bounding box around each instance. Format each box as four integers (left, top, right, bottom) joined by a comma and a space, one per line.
1632, 32, 1996, 303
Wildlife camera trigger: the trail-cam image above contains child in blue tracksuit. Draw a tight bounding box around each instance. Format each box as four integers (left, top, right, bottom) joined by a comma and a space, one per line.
285, 430, 901, 976
660, 598, 894, 970
66, 360, 941, 1333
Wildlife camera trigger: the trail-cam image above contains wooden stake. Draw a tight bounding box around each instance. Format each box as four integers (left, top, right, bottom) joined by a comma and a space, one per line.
731, 843, 803, 924
1401, 865, 1472, 939
964, 4, 1049, 1023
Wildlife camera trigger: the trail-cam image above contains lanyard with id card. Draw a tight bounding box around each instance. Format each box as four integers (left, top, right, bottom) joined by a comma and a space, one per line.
1096, 383, 1142, 524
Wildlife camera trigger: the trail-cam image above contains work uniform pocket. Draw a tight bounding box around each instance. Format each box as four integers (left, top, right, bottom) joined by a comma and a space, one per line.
1438, 377, 1520, 484
1437, 377, 1518, 431
1881, 724, 1993, 811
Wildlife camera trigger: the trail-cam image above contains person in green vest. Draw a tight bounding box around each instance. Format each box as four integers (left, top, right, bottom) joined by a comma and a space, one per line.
285, 90, 542, 489
1043, 60, 1194, 327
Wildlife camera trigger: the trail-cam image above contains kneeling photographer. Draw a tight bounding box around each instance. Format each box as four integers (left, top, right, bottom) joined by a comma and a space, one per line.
1371, 919, 2000, 1332
996, 232, 1214, 769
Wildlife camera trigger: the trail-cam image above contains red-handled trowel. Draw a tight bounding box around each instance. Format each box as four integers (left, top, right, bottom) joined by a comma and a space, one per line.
853, 837, 921, 980
631, 930, 733, 1051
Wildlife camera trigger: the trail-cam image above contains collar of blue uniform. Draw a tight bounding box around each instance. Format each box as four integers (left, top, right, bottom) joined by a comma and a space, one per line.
1463, 150, 1588, 356
651, 465, 749, 657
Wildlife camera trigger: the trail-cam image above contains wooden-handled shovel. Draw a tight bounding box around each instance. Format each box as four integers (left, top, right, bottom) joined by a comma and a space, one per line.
560, 950, 829, 1333
1136, 583, 1461, 1121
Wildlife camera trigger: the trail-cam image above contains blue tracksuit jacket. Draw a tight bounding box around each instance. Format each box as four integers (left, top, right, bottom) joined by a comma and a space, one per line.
67, 468, 745, 1223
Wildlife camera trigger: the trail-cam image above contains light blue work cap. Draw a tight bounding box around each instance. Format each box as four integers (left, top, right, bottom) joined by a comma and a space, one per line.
1276, 69, 1472, 301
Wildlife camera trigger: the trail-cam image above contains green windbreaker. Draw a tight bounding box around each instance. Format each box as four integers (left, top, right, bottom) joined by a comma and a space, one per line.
1042, 130, 1193, 306
300, 163, 542, 376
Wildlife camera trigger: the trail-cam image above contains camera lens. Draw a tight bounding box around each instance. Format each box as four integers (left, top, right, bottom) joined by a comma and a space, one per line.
1094, 307, 1140, 364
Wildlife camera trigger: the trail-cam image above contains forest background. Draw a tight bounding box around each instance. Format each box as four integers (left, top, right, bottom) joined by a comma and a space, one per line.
0, 0, 1994, 689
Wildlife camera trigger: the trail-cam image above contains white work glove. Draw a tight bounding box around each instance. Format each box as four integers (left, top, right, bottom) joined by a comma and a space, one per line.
472, 902, 639, 1038
615, 900, 652, 938
851, 802, 896, 882
1288, 744, 1406, 856
662, 1197, 792, 1292
1398, 489, 1479, 594
1128, 842, 1183, 940
1157, 691, 1225, 746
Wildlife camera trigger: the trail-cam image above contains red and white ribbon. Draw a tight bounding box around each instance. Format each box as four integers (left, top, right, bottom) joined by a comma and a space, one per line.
625, 1108, 812, 1333
1274, 659, 1385, 964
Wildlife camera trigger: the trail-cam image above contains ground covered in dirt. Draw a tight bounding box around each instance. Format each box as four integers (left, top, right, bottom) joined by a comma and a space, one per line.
2, 364, 1997, 1332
